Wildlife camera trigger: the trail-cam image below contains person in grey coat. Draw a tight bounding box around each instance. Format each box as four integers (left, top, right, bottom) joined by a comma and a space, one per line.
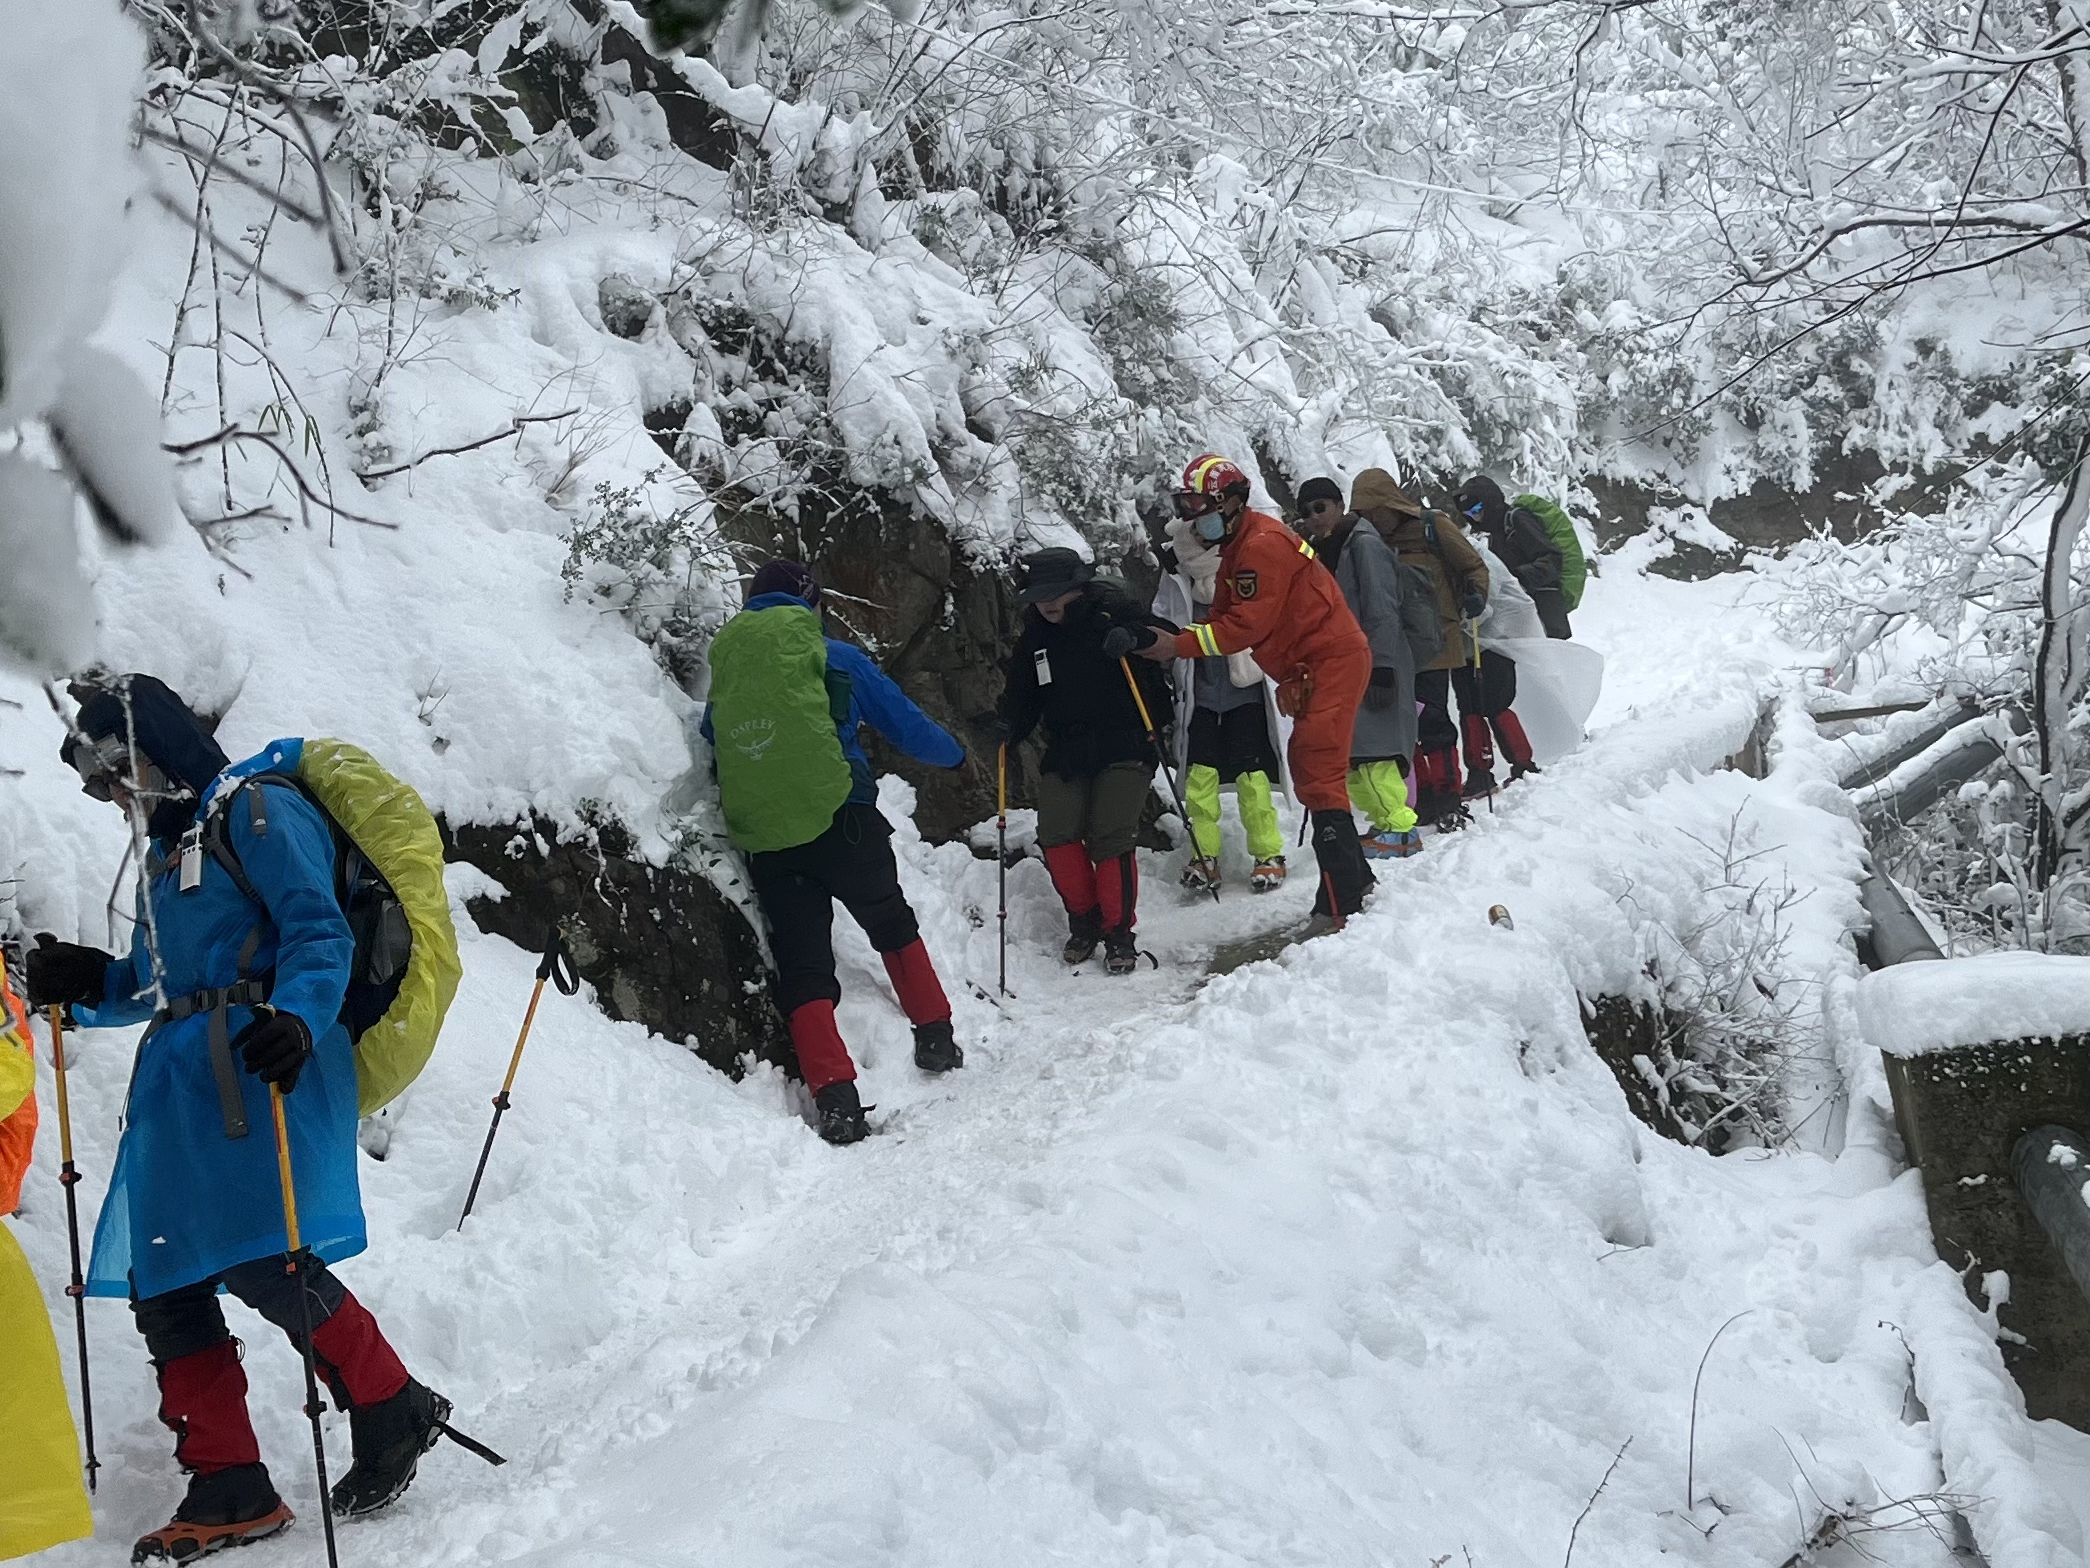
1294, 476, 1422, 857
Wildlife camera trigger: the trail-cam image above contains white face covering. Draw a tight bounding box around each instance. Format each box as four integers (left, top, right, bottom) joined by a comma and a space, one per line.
1166, 515, 1222, 597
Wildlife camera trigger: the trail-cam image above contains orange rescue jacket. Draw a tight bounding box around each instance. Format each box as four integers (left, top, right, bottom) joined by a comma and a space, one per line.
1169, 509, 1368, 677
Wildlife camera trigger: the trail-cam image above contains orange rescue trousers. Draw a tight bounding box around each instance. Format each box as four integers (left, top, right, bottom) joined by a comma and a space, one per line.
1285, 641, 1370, 812
1283, 643, 1375, 921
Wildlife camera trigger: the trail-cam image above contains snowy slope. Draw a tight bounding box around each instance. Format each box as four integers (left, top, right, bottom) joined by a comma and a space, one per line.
2, 34, 2082, 1564
9, 563, 2080, 1568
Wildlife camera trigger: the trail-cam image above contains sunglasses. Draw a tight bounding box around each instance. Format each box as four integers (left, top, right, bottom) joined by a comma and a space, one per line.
66, 732, 131, 802
1173, 491, 1217, 520
1301, 499, 1341, 515
1461, 501, 1486, 519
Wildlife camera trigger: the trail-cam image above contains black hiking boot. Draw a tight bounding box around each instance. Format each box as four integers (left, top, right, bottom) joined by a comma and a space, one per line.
133, 1463, 293, 1562
1103, 927, 1140, 977
331, 1379, 448, 1519
1433, 803, 1472, 833
1461, 767, 1498, 798
1508, 759, 1541, 783
1062, 908, 1103, 965
814, 1080, 870, 1145
913, 1019, 963, 1073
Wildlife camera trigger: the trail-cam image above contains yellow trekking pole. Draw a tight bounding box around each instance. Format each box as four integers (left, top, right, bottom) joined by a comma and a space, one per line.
271, 1084, 340, 1568
996, 745, 1010, 997
1120, 657, 1220, 904
458, 926, 576, 1230
38, 993, 101, 1493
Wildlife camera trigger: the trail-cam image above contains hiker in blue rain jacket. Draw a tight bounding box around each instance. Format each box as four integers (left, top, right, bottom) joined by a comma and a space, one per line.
27, 676, 461, 1563
701, 559, 967, 1145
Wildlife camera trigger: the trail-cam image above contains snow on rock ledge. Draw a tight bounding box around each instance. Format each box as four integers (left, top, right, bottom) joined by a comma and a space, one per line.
1857, 952, 2090, 1058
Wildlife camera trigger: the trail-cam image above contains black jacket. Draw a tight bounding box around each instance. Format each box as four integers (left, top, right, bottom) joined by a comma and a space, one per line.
1000, 580, 1176, 779
1486, 508, 1572, 640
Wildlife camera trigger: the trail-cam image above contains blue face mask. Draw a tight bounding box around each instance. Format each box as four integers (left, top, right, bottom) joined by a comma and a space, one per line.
1193, 512, 1227, 543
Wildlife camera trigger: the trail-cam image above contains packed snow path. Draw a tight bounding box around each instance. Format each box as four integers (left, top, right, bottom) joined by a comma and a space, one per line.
16, 579, 2084, 1566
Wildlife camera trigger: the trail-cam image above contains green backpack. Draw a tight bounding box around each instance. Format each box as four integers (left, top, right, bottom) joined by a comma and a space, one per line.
708, 601, 854, 852
1511, 493, 1587, 610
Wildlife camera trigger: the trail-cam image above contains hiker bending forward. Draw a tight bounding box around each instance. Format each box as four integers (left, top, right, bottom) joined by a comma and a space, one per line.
704, 560, 966, 1147
27, 676, 453, 1564
1140, 455, 1375, 925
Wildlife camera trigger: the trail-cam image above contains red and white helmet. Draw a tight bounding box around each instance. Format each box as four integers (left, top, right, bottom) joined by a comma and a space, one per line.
1181, 453, 1249, 498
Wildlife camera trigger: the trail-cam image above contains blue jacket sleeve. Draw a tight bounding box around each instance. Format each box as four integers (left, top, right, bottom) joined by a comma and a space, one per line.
84, 915, 157, 1026
233, 786, 355, 1038
829, 642, 964, 768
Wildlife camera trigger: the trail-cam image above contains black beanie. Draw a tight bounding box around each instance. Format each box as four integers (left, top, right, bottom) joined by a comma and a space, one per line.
70, 675, 229, 839
748, 558, 820, 606
1455, 475, 1509, 528
1296, 476, 1344, 509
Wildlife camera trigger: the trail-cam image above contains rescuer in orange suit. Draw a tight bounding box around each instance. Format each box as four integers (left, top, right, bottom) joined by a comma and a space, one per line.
1137, 454, 1376, 927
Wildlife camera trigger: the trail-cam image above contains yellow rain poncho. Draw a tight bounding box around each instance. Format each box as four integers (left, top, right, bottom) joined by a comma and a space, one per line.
0, 1012, 93, 1559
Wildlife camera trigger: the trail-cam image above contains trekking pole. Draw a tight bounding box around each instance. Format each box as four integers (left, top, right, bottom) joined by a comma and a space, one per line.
270, 1084, 339, 1568
1119, 657, 1221, 904
1468, 620, 1495, 814
996, 744, 1010, 998
458, 925, 577, 1231
44, 1000, 100, 1494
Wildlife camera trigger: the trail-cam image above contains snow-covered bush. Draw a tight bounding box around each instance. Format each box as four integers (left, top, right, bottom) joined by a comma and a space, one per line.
1774, 438, 2090, 952
1634, 812, 1819, 1152
562, 470, 732, 695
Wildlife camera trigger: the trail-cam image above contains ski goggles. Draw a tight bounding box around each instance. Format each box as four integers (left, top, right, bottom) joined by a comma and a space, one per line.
1460, 500, 1486, 520
1172, 490, 1218, 520
65, 732, 133, 801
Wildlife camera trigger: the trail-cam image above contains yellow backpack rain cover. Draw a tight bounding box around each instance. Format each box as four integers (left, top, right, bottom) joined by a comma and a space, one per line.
295, 739, 462, 1115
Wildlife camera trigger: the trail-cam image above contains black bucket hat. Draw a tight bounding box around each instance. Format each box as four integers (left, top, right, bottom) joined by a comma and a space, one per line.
1016, 548, 1094, 603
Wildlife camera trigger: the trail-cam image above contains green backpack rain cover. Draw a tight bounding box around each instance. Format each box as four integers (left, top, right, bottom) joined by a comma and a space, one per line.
1512, 493, 1587, 610
709, 602, 854, 852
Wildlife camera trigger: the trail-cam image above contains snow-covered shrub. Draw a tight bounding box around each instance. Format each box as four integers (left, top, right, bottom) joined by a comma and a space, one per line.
1774, 441, 2090, 953
1634, 814, 1818, 1152
562, 470, 732, 694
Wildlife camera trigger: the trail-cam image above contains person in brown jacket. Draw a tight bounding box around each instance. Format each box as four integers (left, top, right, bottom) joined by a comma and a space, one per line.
1348, 469, 1491, 825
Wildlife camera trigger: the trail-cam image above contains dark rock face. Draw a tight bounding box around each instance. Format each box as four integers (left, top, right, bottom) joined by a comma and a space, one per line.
1581, 995, 1695, 1147
1585, 450, 1956, 579
443, 813, 791, 1079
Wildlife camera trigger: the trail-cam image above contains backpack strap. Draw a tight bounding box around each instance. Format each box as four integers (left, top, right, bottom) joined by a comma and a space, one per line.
144, 922, 270, 1140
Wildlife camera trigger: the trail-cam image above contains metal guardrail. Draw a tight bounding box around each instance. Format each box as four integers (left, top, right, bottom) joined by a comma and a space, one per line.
1855, 874, 1943, 967
1835, 699, 1980, 791
2013, 1126, 2090, 1312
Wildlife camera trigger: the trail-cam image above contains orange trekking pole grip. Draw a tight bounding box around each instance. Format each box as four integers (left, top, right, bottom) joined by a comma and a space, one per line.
43, 996, 99, 1492
1120, 657, 1220, 904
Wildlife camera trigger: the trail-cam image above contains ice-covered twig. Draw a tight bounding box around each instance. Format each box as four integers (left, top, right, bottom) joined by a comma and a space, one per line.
361, 409, 584, 482
1562, 1436, 1631, 1568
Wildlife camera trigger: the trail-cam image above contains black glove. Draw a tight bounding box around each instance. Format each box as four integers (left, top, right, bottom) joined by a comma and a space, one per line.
27, 935, 111, 1010
1100, 624, 1155, 660
1460, 590, 1487, 620
969, 713, 1011, 748
1364, 667, 1401, 712
233, 1007, 313, 1095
